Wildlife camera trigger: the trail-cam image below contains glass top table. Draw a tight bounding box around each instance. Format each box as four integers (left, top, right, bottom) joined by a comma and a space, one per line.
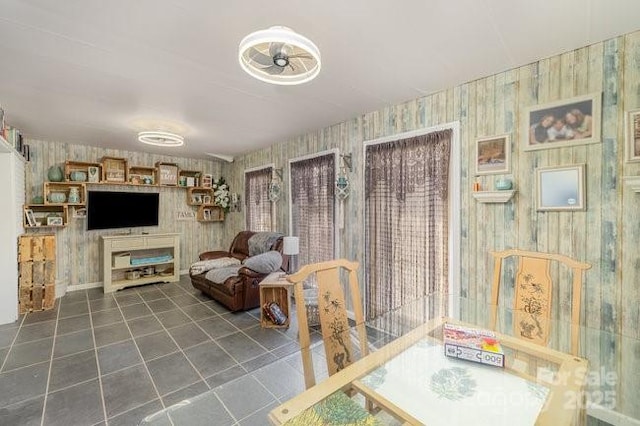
140, 294, 638, 425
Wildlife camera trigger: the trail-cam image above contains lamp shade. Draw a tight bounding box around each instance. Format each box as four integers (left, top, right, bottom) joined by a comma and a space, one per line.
282, 236, 299, 255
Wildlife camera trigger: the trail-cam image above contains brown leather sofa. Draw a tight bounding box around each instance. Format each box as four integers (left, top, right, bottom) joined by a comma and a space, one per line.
190, 231, 287, 311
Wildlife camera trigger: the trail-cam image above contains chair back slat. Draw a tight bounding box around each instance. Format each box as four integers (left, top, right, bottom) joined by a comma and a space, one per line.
513, 256, 552, 347
490, 249, 591, 356
287, 259, 365, 389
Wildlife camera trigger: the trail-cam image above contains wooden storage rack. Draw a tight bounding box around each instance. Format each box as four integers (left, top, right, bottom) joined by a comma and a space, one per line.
128, 165, 156, 185
18, 234, 56, 313
24, 204, 69, 228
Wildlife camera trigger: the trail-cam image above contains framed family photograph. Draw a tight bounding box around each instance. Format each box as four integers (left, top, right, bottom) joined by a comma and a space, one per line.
475, 134, 510, 175
523, 93, 601, 151
536, 164, 585, 211
625, 109, 640, 162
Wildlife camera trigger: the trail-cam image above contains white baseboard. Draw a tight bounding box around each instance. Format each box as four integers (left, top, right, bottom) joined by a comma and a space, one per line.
54, 279, 68, 298
67, 281, 103, 292
589, 404, 640, 426
65, 272, 189, 294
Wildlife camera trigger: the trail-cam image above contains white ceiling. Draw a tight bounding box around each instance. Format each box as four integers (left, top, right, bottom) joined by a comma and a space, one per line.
1, 0, 640, 159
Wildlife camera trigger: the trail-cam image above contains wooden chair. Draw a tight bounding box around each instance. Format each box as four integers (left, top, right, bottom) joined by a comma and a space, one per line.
490, 249, 591, 356
287, 259, 368, 389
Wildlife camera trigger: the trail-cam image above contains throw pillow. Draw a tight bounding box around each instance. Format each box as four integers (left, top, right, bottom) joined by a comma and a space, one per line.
243, 251, 283, 274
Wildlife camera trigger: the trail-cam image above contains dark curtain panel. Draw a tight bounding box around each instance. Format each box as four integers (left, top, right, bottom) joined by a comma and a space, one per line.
290, 154, 335, 266
245, 167, 273, 231
365, 129, 452, 320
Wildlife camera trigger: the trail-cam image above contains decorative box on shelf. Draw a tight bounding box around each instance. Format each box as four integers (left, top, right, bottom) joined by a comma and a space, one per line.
101, 157, 128, 183
156, 162, 179, 186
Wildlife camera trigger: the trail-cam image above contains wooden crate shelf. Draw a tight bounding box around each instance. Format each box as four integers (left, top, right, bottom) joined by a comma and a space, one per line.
128, 165, 156, 185
178, 169, 201, 187
197, 205, 224, 222
64, 160, 101, 183
187, 187, 214, 206
43, 182, 86, 206
24, 204, 69, 228
101, 156, 128, 183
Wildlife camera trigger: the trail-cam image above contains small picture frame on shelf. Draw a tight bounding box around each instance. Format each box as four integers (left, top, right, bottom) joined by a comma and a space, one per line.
202, 174, 213, 188
626, 109, 640, 162
88, 166, 100, 183
25, 209, 36, 227
47, 216, 64, 226
192, 194, 203, 204
203, 209, 211, 221
203, 195, 212, 205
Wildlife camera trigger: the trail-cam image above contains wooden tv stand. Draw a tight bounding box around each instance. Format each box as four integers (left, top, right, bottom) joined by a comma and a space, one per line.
101, 233, 180, 293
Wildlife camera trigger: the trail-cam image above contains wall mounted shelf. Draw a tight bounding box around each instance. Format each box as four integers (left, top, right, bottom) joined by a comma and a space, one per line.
472, 190, 516, 203
623, 176, 640, 193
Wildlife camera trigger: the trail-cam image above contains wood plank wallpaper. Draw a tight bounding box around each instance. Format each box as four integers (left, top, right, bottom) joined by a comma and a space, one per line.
24, 139, 228, 288
225, 31, 640, 419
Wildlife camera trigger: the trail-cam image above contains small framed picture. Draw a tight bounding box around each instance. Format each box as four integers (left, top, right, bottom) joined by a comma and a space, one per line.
88, 166, 100, 183
202, 174, 213, 188
203, 209, 211, 221
536, 164, 585, 211
25, 209, 36, 227
475, 134, 510, 175
47, 216, 64, 226
625, 109, 640, 162
523, 93, 601, 151
202, 195, 212, 205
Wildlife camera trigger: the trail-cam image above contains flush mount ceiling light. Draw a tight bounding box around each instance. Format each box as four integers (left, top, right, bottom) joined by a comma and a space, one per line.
137, 131, 184, 147
238, 26, 321, 85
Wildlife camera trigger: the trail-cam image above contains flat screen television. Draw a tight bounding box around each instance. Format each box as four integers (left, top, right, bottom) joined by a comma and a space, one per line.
87, 191, 159, 230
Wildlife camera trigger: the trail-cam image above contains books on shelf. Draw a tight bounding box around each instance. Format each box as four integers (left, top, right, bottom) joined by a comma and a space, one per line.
443, 322, 505, 368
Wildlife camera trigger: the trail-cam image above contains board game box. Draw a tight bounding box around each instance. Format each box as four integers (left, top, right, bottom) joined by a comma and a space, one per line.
443, 323, 505, 368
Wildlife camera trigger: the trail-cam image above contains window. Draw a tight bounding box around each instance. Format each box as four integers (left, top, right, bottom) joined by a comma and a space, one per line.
365, 130, 452, 320
290, 153, 336, 266
245, 166, 273, 231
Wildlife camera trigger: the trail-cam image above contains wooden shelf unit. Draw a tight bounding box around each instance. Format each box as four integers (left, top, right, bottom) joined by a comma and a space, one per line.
24, 204, 69, 228
101, 156, 128, 183
472, 190, 516, 203
178, 169, 201, 187
128, 165, 156, 185
44, 182, 86, 206
187, 187, 214, 206
197, 205, 224, 222
101, 233, 180, 293
64, 160, 101, 182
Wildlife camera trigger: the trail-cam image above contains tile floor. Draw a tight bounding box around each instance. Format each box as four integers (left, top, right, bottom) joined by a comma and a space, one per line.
0, 276, 303, 426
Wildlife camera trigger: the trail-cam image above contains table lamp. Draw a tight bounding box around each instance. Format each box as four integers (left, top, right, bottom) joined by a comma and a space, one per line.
282, 236, 299, 275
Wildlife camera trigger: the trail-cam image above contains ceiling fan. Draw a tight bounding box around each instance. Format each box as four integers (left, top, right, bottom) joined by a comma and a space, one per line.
239, 26, 321, 85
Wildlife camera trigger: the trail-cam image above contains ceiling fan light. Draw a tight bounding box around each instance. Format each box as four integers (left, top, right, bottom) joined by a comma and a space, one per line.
137, 131, 184, 147
238, 26, 321, 85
